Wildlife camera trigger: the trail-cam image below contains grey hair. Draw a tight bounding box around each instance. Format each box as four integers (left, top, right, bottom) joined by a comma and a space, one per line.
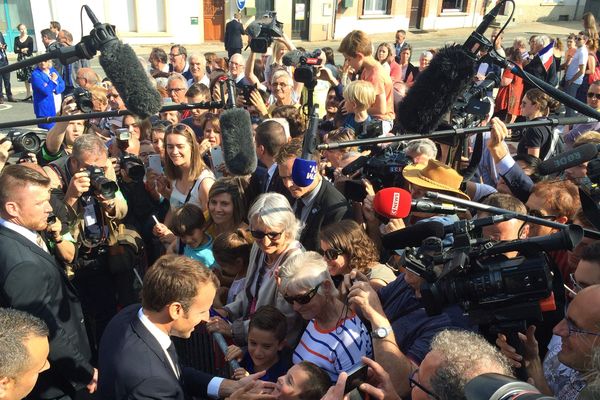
420, 51, 433, 59
429, 330, 513, 400
513, 36, 527, 48
533, 35, 551, 48
188, 53, 206, 67
271, 70, 293, 86
167, 72, 189, 89
248, 193, 302, 241
278, 251, 338, 298
405, 138, 438, 159
0, 308, 48, 378
72, 134, 107, 162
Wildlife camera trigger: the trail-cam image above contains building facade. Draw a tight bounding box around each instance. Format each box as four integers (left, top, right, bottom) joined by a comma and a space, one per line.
0, 0, 588, 51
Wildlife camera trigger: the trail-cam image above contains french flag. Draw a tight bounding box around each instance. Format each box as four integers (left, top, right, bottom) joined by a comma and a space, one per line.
538, 41, 555, 72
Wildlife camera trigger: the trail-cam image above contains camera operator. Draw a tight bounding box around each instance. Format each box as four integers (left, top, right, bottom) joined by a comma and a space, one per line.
497, 283, 600, 399
43, 134, 129, 347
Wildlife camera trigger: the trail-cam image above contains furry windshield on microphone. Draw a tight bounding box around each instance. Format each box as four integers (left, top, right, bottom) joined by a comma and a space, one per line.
219, 108, 257, 176
396, 45, 476, 134
99, 40, 162, 119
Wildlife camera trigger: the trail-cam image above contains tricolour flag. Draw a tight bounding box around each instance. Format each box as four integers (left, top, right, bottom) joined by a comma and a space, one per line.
538, 41, 555, 72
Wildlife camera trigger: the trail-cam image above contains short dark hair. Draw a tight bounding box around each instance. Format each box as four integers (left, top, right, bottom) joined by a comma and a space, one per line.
212, 229, 253, 268
186, 83, 210, 99
0, 308, 48, 378
150, 47, 168, 64
249, 305, 287, 342
61, 29, 73, 43
171, 44, 188, 59
50, 21, 61, 31
481, 193, 527, 214
255, 120, 287, 157
582, 242, 600, 265
141, 254, 219, 312
296, 361, 332, 399
169, 203, 206, 236
40, 28, 56, 40
0, 165, 50, 210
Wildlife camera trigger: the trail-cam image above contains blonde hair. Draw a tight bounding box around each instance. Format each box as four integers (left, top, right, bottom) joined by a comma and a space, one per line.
89, 86, 108, 107
343, 80, 376, 111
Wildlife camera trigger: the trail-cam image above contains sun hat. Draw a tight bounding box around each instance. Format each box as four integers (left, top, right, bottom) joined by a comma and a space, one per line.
402, 159, 470, 200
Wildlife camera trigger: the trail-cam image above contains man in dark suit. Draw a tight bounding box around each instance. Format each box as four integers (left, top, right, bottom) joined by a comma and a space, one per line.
224, 13, 245, 58
98, 254, 267, 400
0, 31, 14, 103
276, 140, 350, 251
0, 164, 96, 400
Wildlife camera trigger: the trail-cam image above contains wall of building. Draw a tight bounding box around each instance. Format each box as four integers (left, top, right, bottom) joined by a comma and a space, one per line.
333, 0, 409, 40
509, 0, 579, 23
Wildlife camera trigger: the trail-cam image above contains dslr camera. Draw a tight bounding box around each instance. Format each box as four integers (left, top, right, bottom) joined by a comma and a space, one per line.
119, 154, 145, 183
72, 87, 94, 113
1, 130, 41, 155
85, 166, 118, 200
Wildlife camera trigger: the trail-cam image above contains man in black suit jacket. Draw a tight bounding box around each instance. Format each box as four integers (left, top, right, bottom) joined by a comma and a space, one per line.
224, 13, 245, 58
276, 140, 350, 251
0, 165, 96, 399
98, 254, 267, 400
0, 31, 14, 103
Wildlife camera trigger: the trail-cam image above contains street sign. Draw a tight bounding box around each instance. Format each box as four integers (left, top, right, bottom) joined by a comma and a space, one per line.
236, 0, 246, 10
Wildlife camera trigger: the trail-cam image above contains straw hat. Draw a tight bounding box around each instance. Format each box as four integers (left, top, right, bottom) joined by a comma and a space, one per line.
402, 159, 470, 200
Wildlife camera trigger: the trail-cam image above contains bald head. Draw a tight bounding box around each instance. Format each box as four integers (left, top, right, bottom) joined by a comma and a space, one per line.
76, 67, 99, 89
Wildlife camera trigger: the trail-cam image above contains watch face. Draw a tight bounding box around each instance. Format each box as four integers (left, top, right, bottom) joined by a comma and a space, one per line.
376, 328, 386, 338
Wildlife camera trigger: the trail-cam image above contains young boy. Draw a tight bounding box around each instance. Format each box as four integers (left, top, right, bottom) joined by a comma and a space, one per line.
225, 305, 291, 382
181, 83, 211, 140
342, 80, 376, 136
338, 30, 395, 135
168, 203, 216, 268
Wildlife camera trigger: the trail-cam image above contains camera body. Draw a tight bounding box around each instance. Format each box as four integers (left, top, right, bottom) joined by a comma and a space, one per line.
2, 130, 41, 155
85, 166, 118, 200
72, 87, 94, 113
119, 154, 145, 182
246, 12, 283, 53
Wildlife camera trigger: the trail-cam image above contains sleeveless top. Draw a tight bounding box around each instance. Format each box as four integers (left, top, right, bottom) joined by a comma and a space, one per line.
169, 168, 215, 210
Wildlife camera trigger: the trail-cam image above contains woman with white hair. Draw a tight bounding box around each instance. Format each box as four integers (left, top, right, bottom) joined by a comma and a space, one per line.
208, 192, 305, 346
278, 251, 373, 382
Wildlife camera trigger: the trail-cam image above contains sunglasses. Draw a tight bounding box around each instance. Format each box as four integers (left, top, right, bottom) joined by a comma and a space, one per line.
318, 248, 344, 261
249, 229, 282, 240
166, 123, 191, 134
587, 92, 600, 100
283, 283, 321, 305
528, 209, 557, 221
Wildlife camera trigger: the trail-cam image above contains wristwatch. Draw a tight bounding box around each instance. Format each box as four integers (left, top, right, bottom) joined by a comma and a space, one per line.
371, 326, 392, 339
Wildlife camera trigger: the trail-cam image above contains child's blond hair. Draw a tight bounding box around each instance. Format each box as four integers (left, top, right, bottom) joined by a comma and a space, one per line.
343, 80, 376, 111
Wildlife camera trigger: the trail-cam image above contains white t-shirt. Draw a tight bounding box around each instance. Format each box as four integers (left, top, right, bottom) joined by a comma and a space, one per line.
566, 46, 588, 84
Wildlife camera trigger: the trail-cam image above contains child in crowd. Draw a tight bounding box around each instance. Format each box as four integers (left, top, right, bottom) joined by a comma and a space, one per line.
342, 80, 376, 136
168, 203, 215, 268
338, 30, 395, 135
225, 305, 292, 382
181, 83, 211, 140
212, 229, 252, 306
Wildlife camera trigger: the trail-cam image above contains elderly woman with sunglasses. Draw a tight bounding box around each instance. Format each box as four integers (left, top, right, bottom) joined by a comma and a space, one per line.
208, 193, 305, 346
319, 220, 395, 291
277, 251, 373, 382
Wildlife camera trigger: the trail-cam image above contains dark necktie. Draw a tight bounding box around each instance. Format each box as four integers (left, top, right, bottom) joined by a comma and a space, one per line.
166, 343, 180, 379
295, 199, 305, 220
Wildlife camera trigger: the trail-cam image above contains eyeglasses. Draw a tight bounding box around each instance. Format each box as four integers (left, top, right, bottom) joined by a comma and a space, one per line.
569, 273, 588, 293
168, 88, 186, 93
272, 82, 288, 88
169, 53, 182, 58
528, 209, 557, 221
318, 248, 344, 261
409, 369, 440, 400
283, 283, 321, 305
566, 318, 600, 337
587, 92, 600, 100
229, 62, 243, 67
249, 229, 282, 241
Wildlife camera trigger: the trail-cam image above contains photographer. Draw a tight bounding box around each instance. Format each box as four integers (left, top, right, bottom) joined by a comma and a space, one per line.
43, 135, 129, 347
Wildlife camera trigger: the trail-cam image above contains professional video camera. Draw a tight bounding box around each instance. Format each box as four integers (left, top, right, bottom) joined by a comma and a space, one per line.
401, 219, 583, 326
0, 130, 41, 155
246, 11, 283, 53
86, 166, 118, 199
450, 72, 498, 129
283, 49, 323, 86
119, 154, 145, 182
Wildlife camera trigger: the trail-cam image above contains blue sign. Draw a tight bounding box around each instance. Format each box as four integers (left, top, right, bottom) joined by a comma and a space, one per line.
236, 0, 246, 10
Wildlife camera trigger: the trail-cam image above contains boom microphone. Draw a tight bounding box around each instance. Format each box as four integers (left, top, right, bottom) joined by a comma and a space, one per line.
537, 143, 599, 175
373, 187, 467, 219
463, 1, 504, 56
381, 220, 445, 250
396, 45, 476, 134
485, 224, 584, 256
212, 331, 241, 371
219, 108, 258, 175
98, 34, 162, 119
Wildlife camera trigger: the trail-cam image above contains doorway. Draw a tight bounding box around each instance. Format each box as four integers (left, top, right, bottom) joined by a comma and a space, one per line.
203, 0, 224, 41
409, 0, 425, 29
0, 0, 35, 52
291, 0, 309, 40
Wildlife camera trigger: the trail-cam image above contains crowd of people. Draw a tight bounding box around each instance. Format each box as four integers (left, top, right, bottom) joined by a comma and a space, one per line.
1, 12, 600, 400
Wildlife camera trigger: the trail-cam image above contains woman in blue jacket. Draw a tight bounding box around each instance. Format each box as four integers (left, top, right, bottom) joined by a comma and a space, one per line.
32, 60, 65, 129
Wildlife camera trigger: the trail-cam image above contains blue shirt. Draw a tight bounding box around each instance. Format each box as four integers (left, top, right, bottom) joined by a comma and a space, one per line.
183, 234, 216, 268
241, 350, 292, 383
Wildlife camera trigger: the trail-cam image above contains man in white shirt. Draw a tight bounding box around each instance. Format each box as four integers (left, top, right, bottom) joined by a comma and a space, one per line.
564, 32, 589, 117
